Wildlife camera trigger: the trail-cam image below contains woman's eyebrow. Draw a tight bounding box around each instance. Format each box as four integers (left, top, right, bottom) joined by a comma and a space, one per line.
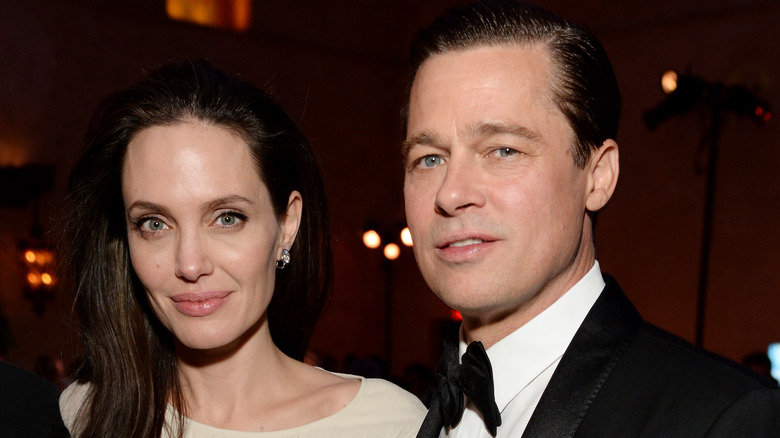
125, 200, 169, 216
125, 195, 254, 217
202, 195, 254, 213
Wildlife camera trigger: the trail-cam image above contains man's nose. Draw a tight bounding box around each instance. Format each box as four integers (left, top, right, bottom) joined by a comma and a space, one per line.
434, 159, 486, 217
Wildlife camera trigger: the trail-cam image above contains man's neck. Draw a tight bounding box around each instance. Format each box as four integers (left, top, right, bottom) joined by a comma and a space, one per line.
461, 289, 564, 349
461, 259, 599, 350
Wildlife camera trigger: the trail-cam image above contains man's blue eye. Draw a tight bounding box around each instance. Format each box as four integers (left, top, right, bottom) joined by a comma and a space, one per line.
498, 148, 517, 158
422, 156, 442, 167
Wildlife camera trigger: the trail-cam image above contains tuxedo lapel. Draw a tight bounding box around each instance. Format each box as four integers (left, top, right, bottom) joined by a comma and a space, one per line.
522, 275, 643, 438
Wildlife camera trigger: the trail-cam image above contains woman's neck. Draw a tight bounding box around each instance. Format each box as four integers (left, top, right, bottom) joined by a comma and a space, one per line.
174, 320, 296, 428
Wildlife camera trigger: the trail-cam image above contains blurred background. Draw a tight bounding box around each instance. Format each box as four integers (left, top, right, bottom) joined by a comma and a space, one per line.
1, 0, 778, 389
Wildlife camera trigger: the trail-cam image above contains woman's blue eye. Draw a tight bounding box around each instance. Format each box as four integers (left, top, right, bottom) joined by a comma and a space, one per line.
143, 219, 165, 231
422, 155, 442, 168
217, 212, 245, 227
219, 214, 236, 226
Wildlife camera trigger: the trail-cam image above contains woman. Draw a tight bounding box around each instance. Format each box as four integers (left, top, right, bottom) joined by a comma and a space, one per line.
59, 59, 426, 437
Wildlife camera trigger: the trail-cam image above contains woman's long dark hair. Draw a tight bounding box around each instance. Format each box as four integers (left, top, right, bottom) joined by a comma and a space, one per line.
60, 59, 332, 437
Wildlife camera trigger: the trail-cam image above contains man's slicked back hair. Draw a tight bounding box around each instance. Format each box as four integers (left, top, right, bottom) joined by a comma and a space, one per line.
404, 0, 621, 167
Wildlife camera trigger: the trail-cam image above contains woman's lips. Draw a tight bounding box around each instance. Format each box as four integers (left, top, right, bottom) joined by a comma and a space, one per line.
170, 291, 231, 317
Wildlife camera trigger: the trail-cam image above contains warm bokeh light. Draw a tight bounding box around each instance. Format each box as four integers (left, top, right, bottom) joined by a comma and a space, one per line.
27, 272, 40, 286
0, 142, 31, 167
400, 227, 413, 247
383, 243, 400, 260
362, 230, 381, 249
166, 0, 251, 31
41, 273, 53, 285
22, 248, 53, 266
661, 70, 678, 94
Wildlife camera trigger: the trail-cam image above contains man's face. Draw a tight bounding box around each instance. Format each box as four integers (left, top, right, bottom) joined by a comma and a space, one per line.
403, 45, 599, 327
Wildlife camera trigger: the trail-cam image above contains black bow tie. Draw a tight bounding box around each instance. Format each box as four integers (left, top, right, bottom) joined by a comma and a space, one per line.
417, 340, 502, 438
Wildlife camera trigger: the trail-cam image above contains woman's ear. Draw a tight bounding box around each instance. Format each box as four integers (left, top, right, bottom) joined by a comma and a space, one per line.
279, 190, 302, 253
585, 139, 619, 212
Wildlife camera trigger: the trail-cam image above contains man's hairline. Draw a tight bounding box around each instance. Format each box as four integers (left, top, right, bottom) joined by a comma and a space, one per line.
403, 40, 586, 166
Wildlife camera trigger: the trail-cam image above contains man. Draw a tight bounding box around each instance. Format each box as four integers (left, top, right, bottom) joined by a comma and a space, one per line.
0, 360, 70, 437
401, 1, 780, 437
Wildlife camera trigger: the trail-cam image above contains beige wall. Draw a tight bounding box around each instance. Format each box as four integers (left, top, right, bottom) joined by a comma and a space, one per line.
1, 0, 778, 378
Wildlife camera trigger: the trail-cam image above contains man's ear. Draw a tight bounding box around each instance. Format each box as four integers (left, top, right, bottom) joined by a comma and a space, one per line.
585, 139, 619, 212
279, 190, 302, 254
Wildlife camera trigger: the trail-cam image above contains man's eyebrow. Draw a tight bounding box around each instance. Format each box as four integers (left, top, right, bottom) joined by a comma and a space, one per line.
403, 123, 541, 155
402, 131, 441, 160
468, 122, 542, 142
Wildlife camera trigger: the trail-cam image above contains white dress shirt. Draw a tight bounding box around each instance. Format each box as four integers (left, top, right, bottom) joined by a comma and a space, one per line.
443, 262, 605, 438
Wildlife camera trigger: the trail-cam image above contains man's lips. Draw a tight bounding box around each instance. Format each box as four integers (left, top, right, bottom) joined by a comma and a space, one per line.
433, 231, 498, 264
443, 237, 486, 248
436, 233, 496, 249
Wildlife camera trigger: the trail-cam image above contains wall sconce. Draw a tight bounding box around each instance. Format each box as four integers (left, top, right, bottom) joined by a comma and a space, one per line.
18, 207, 57, 315
19, 237, 57, 315
0, 165, 56, 315
362, 223, 413, 261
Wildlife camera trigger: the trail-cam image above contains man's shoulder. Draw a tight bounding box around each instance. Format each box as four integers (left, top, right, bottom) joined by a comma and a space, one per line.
0, 360, 61, 405
597, 275, 774, 391
542, 276, 780, 436
582, 321, 780, 435
0, 361, 69, 437
631, 322, 776, 391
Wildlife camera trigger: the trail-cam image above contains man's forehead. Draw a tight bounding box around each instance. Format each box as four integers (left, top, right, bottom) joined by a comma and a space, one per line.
409, 43, 556, 108
407, 45, 560, 127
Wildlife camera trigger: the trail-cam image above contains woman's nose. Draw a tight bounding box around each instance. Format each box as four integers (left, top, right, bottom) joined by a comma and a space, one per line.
174, 229, 214, 282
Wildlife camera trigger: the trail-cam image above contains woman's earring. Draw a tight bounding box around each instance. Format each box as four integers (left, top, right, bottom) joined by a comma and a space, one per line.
276, 249, 291, 269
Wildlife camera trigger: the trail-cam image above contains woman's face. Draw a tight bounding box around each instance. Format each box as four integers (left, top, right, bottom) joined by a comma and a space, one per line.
121, 120, 301, 353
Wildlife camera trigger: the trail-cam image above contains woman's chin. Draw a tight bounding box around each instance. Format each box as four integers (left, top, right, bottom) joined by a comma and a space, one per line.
173, 318, 267, 364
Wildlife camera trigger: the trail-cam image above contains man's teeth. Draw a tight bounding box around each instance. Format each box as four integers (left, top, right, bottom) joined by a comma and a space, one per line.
449, 238, 484, 247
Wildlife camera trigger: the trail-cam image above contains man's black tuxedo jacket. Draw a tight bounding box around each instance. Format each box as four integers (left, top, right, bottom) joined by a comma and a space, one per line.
0, 361, 69, 437
521, 275, 780, 437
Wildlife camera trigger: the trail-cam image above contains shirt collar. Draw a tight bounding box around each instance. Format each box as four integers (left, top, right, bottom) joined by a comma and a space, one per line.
459, 261, 605, 411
